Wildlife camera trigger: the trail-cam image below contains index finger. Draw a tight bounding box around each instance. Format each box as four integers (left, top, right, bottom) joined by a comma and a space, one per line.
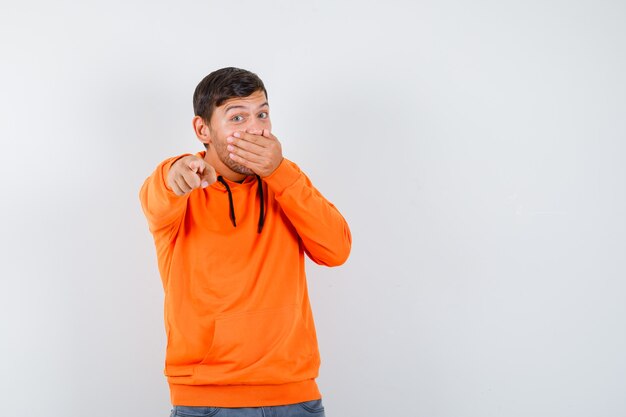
261, 129, 277, 140
188, 158, 204, 173
234, 130, 267, 144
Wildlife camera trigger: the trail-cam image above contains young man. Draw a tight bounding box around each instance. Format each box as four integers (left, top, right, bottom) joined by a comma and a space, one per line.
139, 67, 352, 416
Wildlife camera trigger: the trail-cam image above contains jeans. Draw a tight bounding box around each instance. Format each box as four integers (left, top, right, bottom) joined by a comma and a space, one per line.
169, 399, 326, 417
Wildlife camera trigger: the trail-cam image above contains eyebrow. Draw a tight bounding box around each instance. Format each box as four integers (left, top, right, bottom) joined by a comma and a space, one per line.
225, 102, 269, 113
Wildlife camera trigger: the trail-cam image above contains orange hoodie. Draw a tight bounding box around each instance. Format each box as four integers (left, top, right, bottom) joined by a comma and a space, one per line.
139, 152, 351, 407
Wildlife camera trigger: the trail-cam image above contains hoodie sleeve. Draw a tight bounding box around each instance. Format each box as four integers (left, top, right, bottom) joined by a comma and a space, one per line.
263, 158, 352, 266
139, 154, 192, 241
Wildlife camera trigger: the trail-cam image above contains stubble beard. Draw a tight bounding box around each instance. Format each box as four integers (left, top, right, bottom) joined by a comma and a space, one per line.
213, 136, 255, 176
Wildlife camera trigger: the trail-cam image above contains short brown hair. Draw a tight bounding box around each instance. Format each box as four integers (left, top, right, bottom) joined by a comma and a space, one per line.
193, 67, 267, 124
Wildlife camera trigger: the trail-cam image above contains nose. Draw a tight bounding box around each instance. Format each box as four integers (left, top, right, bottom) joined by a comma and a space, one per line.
245, 117, 270, 135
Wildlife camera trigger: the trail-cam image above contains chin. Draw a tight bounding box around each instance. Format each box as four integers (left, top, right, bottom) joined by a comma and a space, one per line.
232, 166, 255, 176
224, 158, 255, 176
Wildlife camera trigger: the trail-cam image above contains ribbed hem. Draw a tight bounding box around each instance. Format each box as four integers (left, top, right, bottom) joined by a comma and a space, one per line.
169, 379, 321, 407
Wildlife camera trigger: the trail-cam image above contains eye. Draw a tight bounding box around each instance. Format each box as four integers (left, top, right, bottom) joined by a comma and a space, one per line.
258, 112, 268, 119
231, 115, 244, 122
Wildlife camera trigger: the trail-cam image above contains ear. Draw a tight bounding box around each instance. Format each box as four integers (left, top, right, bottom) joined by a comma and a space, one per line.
192, 116, 211, 146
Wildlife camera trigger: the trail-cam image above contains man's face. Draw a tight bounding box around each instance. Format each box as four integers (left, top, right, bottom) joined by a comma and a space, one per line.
207, 89, 271, 176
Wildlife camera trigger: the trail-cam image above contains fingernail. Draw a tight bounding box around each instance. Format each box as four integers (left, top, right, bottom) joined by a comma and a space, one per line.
233, 132, 241, 138
201, 181, 209, 188
227, 145, 234, 151
227, 137, 233, 143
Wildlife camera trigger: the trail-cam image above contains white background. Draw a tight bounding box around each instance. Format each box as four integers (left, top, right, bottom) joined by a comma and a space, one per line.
1, 1, 625, 416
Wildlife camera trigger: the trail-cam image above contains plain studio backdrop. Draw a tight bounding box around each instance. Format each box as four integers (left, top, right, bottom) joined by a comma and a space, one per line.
1, 1, 625, 416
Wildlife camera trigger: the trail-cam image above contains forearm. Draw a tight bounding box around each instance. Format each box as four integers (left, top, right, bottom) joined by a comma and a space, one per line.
139, 154, 192, 237
264, 159, 352, 266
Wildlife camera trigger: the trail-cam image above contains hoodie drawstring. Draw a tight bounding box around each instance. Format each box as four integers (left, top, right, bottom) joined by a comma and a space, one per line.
216, 175, 266, 233
217, 176, 237, 227
256, 174, 265, 233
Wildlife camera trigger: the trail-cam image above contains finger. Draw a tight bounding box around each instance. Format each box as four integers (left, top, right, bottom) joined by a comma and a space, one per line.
181, 169, 201, 190
257, 128, 276, 140
227, 143, 264, 164
233, 130, 268, 145
229, 152, 261, 171
169, 178, 184, 196
174, 175, 192, 195
265, 130, 278, 141
227, 135, 266, 155
227, 136, 266, 157
188, 158, 203, 173
246, 128, 263, 135
199, 162, 217, 187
